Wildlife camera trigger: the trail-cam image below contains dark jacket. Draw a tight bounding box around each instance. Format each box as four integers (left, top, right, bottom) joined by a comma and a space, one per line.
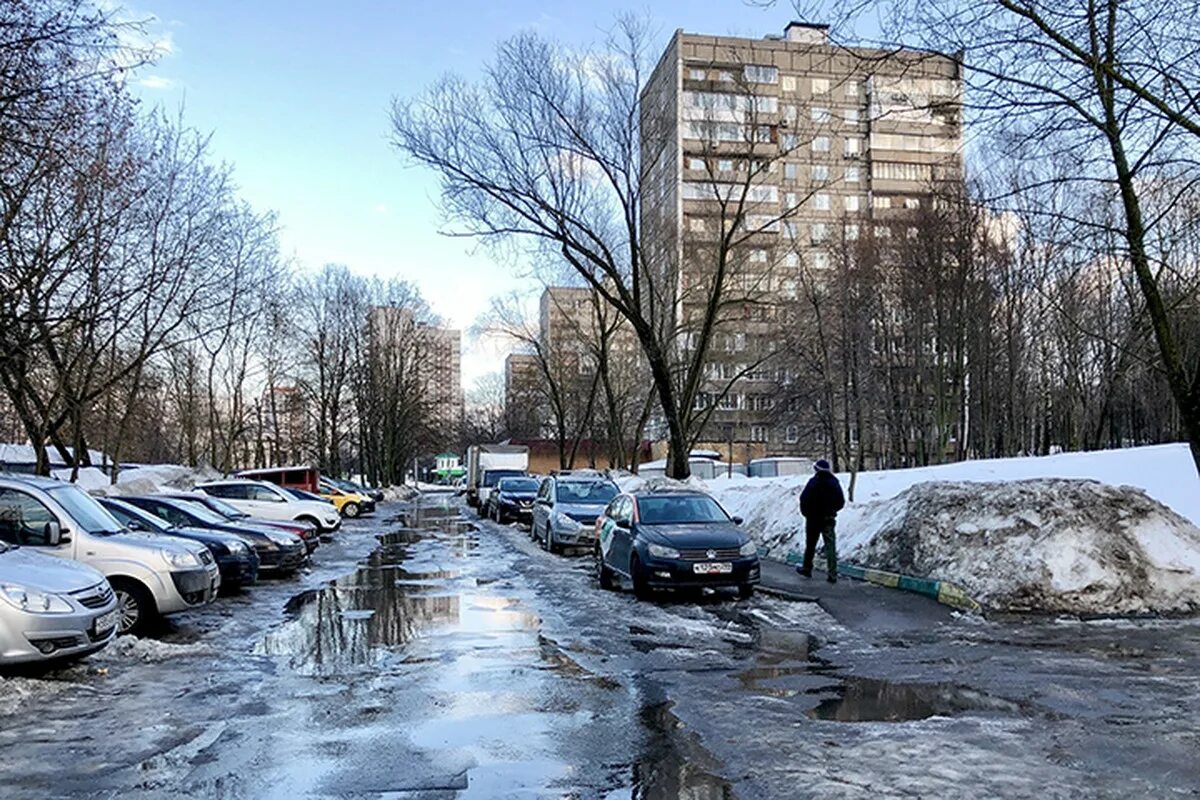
799, 471, 845, 520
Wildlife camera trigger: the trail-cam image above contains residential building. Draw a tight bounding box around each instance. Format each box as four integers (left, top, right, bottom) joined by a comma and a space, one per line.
504, 352, 543, 438
640, 21, 963, 455
369, 306, 464, 441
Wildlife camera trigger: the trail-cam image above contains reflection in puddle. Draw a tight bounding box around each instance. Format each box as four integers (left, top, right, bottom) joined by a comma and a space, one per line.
621, 702, 735, 799
806, 677, 1013, 722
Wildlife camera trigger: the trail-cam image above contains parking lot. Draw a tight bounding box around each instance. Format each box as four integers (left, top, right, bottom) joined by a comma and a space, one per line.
2, 494, 1198, 799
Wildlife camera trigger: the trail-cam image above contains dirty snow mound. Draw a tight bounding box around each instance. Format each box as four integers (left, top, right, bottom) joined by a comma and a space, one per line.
852, 479, 1200, 615
617, 474, 708, 494
384, 484, 420, 502
0, 676, 76, 716
100, 635, 214, 663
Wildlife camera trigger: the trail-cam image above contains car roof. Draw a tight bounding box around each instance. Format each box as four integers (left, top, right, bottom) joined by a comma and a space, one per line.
0, 474, 68, 490
198, 478, 273, 487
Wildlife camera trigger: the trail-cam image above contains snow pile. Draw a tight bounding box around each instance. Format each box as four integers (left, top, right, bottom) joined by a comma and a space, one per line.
99, 635, 214, 663
383, 484, 420, 502
615, 473, 708, 494
51, 464, 222, 496
0, 676, 76, 716
855, 479, 1200, 614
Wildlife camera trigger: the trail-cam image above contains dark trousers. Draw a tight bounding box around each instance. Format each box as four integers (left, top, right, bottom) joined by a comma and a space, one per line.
801, 517, 837, 577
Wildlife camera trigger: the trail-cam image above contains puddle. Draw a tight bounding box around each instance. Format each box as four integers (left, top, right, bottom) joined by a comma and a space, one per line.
806, 676, 1016, 722
617, 702, 736, 799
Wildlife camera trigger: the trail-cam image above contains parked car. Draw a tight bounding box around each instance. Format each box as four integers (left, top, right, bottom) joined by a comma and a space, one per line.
594, 489, 759, 599
485, 476, 541, 524
196, 479, 342, 533
327, 477, 384, 503
0, 540, 118, 665
0, 476, 220, 634
317, 478, 375, 517
531, 472, 620, 554
99, 498, 259, 591
161, 493, 320, 554
121, 496, 305, 577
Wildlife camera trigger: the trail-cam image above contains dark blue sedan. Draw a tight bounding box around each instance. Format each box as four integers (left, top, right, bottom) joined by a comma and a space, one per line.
486, 476, 540, 524
595, 490, 760, 599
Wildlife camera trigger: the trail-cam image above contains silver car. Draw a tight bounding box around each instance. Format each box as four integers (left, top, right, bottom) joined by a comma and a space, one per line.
531, 472, 621, 554
0, 540, 118, 665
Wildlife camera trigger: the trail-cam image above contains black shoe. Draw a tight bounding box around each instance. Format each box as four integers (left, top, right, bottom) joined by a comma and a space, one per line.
827, 576, 837, 584
796, 567, 812, 578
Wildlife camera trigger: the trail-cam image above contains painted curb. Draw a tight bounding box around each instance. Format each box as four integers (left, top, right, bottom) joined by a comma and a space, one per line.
778, 550, 982, 613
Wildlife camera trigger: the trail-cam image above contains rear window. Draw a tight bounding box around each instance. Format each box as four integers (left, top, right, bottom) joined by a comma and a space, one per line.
636, 495, 729, 525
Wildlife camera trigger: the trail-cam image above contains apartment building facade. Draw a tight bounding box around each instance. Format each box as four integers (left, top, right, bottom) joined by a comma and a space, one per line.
640, 22, 963, 456
369, 306, 465, 441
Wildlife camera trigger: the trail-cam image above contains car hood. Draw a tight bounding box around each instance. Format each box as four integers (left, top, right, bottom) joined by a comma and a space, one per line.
557, 502, 608, 516
289, 500, 337, 516
500, 492, 537, 501
0, 548, 106, 593
110, 530, 209, 558
637, 523, 747, 549
172, 526, 243, 546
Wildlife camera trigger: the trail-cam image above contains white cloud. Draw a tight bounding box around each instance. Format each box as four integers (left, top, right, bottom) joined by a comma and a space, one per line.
137, 75, 175, 90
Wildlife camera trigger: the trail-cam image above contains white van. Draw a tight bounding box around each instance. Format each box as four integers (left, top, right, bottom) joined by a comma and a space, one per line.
196, 480, 342, 533
0, 476, 220, 634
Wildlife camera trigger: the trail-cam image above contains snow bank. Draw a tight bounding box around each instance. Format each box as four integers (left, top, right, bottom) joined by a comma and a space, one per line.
383, 484, 420, 502
0, 676, 76, 716
50, 464, 221, 496
848, 480, 1200, 615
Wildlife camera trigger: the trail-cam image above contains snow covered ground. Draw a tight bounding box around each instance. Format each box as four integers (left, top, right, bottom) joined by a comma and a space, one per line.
700, 444, 1200, 615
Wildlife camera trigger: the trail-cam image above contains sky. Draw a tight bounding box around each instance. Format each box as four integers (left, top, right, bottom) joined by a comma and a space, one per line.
127, 0, 814, 391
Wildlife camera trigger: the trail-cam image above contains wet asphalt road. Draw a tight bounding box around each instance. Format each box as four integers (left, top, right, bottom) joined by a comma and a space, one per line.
1, 494, 1199, 799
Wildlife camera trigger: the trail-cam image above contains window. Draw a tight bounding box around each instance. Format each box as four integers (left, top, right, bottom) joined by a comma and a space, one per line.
783, 220, 799, 238
812, 136, 831, 152
747, 184, 778, 203
813, 252, 830, 270
785, 425, 800, 444
873, 162, 932, 182
688, 217, 706, 232
718, 393, 743, 410
688, 157, 705, 171
689, 68, 707, 81
784, 163, 798, 180
811, 223, 829, 243
846, 223, 860, 240
745, 64, 778, 84
717, 158, 734, 172
250, 485, 285, 502
754, 96, 778, 113
749, 249, 767, 263
784, 192, 798, 209
780, 133, 798, 150
845, 80, 861, 99
717, 70, 734, 82
811, 107, 831, 123
782, 105, 798, 121
843, 108, 859, 125
875, 225, 892, 238
845, 166, 861, 183
873, 196, 892, 209
0, 489, 56, 546
814, 193, 830, 211
750, 425, 769, 443
812, 164, 830, 181
752, 124, 773, 143
781, 75, 796, 92
904, 197, 921, 209
811, 77, 830, 95
783, 252, 799, 267
844, 195, 860, 212
781, 278, 798, 299
844, 137, 861, 156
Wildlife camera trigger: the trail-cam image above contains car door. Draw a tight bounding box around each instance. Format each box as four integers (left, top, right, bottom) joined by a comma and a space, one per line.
602, 496, 634, 575
0, 488, 75, 559
533, 478, 552, 539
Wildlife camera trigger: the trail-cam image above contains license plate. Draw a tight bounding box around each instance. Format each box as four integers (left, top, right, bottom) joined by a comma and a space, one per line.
93, 609, 118, 634
693, 562, 733, 574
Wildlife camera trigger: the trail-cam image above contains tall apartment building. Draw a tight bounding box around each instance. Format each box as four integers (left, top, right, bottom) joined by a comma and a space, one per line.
369, 306, 464, 441
640, 22, 963, 455
504, 352, 543, 438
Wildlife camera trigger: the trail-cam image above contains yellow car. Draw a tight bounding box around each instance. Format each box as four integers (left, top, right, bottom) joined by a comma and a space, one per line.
318, 480, 375, 518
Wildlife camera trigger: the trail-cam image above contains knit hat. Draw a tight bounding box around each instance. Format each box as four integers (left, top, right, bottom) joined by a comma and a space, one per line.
814, 459, 832, 472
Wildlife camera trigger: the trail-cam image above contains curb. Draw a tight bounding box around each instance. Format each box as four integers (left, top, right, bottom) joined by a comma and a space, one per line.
777, 550, 982, 613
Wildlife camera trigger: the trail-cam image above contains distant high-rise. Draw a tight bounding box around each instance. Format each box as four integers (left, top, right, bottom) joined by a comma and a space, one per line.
640, 22, 963, 453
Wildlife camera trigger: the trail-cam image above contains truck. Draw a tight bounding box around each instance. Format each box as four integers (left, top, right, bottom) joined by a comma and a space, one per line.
465, 444, 530, 511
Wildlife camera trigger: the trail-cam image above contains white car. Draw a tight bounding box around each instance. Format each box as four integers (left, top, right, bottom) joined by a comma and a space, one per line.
196, 480, 342, 533
0, 476, 220, 635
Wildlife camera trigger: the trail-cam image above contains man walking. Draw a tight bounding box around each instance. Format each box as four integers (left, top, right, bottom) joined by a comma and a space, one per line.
797, 459, 845, 583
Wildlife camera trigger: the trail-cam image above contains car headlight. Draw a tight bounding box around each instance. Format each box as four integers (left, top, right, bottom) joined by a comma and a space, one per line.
226, 540, 248, 555
739, 540, 758, 557
553, 513, 583, 533
0, 584, 73, 614
161, 548, 202, 569
647, 543, 680, 559
267, 531, 297, 546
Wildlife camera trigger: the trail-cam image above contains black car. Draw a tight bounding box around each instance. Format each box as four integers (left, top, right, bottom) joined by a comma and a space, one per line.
161, 493, 320, 554
486, 476, 541, 523
100, 498, 260, 591
595, 490, 759, 599
122, 496, 306, 577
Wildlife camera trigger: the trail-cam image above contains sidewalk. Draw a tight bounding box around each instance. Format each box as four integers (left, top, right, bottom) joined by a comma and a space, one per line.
757, 557, 954, 635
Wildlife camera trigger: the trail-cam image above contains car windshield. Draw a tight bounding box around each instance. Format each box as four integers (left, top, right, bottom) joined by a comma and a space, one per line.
197, 495, 247, 518
636, 495, 729, 525
287, 488, 324, 502
107, 502, 170, 532
557, 482, 618, 504
498, 478, 539, 492
483, 470, 524, 487
171, 499, 229, 525
47, 485, 125, 535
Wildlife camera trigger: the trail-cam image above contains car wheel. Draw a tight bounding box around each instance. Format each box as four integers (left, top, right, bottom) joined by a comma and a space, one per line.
630, 554, 652, 600
596, 546, 615, 590
547, 526, 560, 555
343, 502, 361, 518
111, 579, 155, 636
737, 583, 755, 600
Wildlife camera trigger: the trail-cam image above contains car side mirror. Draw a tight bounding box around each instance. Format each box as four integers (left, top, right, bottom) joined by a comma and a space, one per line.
615, 518, 630, 530
45, 521, 67, 546
126, 519, 144, 531
536, 498, 549, 506
732, 516, 744, 526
